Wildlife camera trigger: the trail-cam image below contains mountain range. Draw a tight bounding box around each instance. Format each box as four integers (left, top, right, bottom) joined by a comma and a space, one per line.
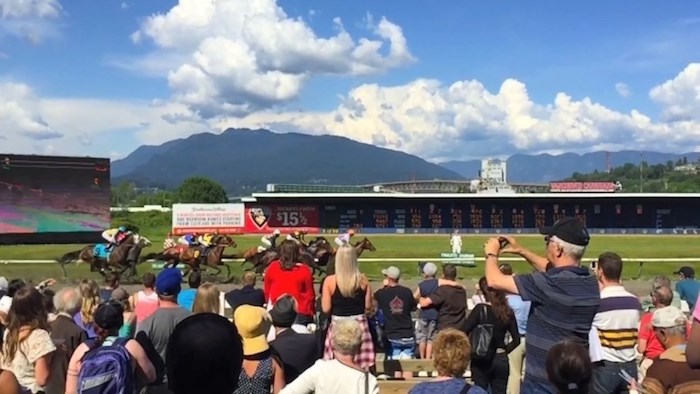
112, 129, 463, 194
112, 128, 700, 193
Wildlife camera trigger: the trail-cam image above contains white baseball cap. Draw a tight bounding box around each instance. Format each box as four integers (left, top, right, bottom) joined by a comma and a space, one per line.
423, 262, 438, 276
381, 266, 401, 280
652, 306, 687, 328
0, 277, 8, 291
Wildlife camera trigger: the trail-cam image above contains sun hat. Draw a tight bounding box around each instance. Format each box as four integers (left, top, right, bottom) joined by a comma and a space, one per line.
233, 305, 272, 356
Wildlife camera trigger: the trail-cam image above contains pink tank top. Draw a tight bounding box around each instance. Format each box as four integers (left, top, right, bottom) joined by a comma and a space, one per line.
134, 290, 159, 323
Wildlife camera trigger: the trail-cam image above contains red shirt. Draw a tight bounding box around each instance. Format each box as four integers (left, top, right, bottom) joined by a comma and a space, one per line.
639, 311, 692, 359
264, 260, 316, 317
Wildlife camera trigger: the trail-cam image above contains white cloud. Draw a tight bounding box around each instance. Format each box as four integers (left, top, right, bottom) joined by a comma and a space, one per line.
615, 82, 630, 98
0, 0, 61, 18
0, 82, 62, 143
120, 2, 128, 10
0, 0, 62, 42
128, 0, 414, 117
212, 66, 700, 161
649, 63, 700, 122
5, 63, 700, 163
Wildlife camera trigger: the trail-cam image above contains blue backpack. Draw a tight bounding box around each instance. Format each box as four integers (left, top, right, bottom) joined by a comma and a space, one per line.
78, 337, 135, 394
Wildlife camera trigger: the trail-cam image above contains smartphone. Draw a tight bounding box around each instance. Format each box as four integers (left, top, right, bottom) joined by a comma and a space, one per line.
590, 260, 597, 270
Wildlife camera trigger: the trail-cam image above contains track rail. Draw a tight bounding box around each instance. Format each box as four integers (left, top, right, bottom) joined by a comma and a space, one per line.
4, 257, 700, 264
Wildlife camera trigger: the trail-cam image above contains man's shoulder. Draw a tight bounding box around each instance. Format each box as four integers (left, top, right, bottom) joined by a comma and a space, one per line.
51, 315, 84, 335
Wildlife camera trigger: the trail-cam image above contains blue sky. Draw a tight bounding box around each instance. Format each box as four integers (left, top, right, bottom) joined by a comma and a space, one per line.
2, 0, 700, 162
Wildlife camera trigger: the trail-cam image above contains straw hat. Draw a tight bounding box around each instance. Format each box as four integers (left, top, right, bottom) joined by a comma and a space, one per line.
233, 305, 272, 356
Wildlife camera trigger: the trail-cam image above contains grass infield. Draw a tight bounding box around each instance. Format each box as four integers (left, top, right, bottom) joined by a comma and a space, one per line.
1, 234, 699, 282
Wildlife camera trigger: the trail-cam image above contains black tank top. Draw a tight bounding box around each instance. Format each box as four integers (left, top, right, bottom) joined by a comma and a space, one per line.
331, 284, 365, 316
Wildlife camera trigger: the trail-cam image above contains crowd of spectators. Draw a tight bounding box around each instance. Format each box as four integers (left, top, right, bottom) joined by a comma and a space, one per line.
3, 223, 700, 393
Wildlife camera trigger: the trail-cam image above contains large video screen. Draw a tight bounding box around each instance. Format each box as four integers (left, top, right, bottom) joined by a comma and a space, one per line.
0, 154, 110, 234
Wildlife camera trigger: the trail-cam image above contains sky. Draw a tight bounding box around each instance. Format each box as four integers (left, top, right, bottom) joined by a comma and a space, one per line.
2, 0, 700, 163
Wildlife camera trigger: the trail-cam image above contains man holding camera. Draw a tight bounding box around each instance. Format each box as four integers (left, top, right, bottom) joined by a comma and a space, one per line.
483, 217, 601, 394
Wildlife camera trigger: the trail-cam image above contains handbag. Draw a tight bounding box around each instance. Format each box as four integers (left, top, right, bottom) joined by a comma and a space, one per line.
469, 305, 495, 361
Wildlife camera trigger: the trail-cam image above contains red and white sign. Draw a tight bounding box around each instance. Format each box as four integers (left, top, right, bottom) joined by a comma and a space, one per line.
245, 205, 320, 233
550, 181, 618, 193
171, 203, 246, 235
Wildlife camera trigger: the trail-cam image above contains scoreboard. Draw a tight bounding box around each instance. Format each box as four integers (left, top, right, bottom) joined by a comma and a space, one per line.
246, 195, 700, 234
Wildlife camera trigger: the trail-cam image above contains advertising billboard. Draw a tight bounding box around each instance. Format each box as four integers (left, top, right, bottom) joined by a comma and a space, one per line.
0, 154, 110, 244
550, 181, 620, 193
171, 203, 246, 235
245, 204, 321, 233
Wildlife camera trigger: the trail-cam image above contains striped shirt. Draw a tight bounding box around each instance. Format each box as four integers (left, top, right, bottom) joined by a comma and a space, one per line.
643, 344, 700, 394
590, 285, 641, 363
514, 266, 600, 393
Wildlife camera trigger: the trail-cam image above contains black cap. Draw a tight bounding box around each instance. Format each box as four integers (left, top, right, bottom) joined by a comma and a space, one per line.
167, 313, 243, 394
674, 266, 695, 279
270, 296, 297, 328
93, 302, 124, 330
539, 216, 590, 247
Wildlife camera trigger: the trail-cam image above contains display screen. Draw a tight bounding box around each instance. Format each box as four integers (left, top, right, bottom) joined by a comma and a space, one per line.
0, 155, 110, 234
265, 197, 699, 231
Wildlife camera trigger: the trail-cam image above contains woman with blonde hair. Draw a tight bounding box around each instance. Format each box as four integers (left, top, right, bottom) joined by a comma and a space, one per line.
1, 287, 56, 394
409, 329, 487, 394
320, 245, 374, 370
74, 279, 100, 338
192, 283, 221, 315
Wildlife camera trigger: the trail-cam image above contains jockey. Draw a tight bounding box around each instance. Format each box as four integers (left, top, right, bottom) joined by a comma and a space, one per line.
198, 233, 216, 248
334, 228, 356, 247
286, 230, 308, 246
102, 226, 130, 251
178, 233, 199, 247
261, 229, 281, 250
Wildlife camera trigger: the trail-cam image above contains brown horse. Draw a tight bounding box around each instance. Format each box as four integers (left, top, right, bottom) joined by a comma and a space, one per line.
140, 235, 237, 279
56, 234, 152, 278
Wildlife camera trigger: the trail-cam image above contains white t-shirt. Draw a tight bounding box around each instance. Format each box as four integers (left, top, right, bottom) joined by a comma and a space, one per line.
280, 359, 378, 394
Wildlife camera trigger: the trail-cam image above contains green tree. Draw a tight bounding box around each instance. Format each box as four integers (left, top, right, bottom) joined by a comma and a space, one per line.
176, 177, 228, 203
111, 182, 137, 206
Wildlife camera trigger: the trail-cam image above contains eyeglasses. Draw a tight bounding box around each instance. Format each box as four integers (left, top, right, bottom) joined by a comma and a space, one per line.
544, 236, 551, 244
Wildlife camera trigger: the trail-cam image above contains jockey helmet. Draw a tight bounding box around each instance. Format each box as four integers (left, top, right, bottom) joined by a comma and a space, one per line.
118, 226, 127, 232
294, 230, 300, 236
274, 229, 281, 235
348, 229, 356, 235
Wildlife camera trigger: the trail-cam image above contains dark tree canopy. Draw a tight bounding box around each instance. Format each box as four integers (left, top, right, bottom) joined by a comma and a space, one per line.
176, 177, 228, 203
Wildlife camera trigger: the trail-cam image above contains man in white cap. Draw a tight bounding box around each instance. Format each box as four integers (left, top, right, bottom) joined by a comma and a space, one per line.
642, 306, 700, 391
374, 266, 416, 375
414, 262, 439, 359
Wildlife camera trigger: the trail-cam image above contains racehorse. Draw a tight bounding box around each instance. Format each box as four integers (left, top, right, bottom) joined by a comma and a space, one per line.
242, 237, 331, 276
140, 234, 238, 279
56, 234, 152, 278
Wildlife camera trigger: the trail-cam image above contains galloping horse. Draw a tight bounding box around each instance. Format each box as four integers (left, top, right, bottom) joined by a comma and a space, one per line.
243, 237, 331, 276
140, 234, 237, 279
56, 234, 152, 278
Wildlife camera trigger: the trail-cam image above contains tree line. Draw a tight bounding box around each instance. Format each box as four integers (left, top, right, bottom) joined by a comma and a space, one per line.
111, 177, 229, 206
566, 157, 700, 193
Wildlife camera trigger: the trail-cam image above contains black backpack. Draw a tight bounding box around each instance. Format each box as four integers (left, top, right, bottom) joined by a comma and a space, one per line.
469, 305, 495, 361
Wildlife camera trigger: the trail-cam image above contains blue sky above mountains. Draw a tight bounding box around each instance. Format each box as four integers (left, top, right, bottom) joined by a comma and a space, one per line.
1, 0, 700, 162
